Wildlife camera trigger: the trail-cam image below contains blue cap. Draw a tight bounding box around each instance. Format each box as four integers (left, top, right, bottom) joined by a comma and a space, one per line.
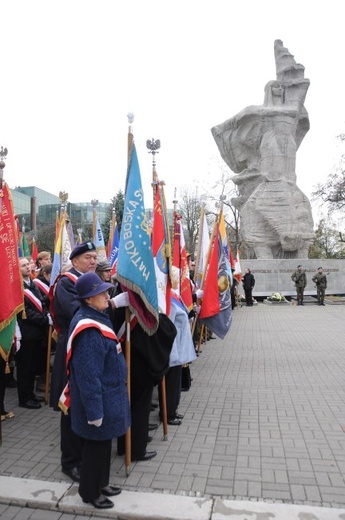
75, 272, 113, 299
70, 241, 96, 260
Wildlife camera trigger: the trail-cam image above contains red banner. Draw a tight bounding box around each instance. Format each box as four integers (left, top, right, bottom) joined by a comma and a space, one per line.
0, 183, 24, 329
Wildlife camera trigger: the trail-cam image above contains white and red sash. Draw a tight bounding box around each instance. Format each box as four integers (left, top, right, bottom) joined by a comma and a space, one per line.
24, 287, 43, 313
33, 278, 49, 296
58, 318, 119, 415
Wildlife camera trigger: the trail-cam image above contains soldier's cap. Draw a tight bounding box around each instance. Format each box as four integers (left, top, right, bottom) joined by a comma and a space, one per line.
96, 261, 112, 272
297, 264, 302, 268
318, 266, 323, 270
69, 241, 96, 260
75, 272, 113, 299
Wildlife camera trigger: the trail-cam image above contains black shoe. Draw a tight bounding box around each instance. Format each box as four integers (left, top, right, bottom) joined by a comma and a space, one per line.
31, 394, 45, 403
19, 400, 42, 409
168, 418, 182, 426
148, 423, 158, 431
62, 466, 81, 482
101, 485, 121, 497
175, 413, 184, 420
83, 495, 114, 509
150, 401, 158, 410
134, 450, 157, 461
147, 436, 153, 443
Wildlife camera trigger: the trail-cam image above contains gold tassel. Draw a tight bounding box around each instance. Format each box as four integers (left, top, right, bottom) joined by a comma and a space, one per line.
22, 309, 27, 319
5, 361, 10, 374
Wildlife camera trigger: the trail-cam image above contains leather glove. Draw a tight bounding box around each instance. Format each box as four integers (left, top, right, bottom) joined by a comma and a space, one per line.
195, 289, 204, 299
88, 418, 103, 427
111, 292, 129, 308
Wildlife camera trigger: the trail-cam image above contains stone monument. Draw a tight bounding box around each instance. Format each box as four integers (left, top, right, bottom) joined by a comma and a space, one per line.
211, 40, 314, 259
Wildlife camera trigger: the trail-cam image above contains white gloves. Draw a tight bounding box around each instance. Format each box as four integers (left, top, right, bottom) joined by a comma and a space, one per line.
112, 292, 129, 308
88, 418, 103, 427
14, 319, 22, 352
47, 313, 54, 326
195, 289, 204, 300
15, 320, 22, 341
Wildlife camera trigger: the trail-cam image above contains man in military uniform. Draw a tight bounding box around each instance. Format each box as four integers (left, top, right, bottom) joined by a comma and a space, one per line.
291, 264, 307, 306
312, 267, 327, 306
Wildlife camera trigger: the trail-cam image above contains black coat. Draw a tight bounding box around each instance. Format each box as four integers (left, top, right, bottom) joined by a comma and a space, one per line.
242, 273, 255, 290
50, 268, 81, 409
17, 280, 49, 342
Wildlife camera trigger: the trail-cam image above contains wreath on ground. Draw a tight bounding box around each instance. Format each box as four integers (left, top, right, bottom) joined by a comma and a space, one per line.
267, 292, 287, 302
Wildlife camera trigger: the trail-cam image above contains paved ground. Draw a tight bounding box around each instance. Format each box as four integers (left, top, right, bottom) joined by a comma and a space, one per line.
1, 301, 345, 518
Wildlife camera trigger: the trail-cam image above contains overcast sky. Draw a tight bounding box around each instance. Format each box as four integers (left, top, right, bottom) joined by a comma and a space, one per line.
0, 1, 344, 223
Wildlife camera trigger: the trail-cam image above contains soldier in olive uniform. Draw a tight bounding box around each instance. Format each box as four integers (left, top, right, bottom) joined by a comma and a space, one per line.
312, 267, 327, 306
291, 264, 307, 306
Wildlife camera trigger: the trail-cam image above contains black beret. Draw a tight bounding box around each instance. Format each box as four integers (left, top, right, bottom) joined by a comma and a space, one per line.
69, 241, 96, 260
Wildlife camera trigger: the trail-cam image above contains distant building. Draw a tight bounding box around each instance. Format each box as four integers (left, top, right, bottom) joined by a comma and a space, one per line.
11, 186, 111, 232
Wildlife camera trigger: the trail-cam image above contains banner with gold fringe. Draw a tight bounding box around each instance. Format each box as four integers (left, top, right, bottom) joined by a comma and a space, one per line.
0, 182, 24, 370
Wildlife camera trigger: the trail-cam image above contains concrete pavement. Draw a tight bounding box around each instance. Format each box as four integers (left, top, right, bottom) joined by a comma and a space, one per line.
1, 302, 345, 519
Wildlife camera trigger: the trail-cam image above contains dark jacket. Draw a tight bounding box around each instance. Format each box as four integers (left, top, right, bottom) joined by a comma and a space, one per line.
242, 273, 255, 290
69, 303, 130, 441
312, 272, 327, 288
50, 268, 81, 409
17, 280, 49, 342
291, 269, 307, 288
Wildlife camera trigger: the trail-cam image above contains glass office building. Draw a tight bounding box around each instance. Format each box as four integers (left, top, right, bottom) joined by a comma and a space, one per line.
10, 186, 111, 232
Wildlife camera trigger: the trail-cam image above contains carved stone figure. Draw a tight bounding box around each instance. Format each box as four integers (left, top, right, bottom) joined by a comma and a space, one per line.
211, 40, 314, 259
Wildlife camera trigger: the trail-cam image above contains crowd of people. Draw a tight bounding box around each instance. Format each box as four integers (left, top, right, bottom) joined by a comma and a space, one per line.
0, 241, 205, 510
0, 241, 331, 510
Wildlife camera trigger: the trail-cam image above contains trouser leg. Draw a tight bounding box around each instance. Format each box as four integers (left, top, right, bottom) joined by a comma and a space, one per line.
0, 357, 6, 414
60, 412, 84, 470
16, 340, 35, 403
159, 366, 182, 420
79, 439, 112, 502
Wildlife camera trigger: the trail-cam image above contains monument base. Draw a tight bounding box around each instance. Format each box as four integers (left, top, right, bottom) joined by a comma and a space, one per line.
239, 259, 345, 298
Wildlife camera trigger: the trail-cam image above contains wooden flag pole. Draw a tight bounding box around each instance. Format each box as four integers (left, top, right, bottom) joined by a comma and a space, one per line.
44, 325, 53, 405
190, 206, 205, 338
124, 113, 134, 476
147, 138, 169, 440
124, 308, 131, 475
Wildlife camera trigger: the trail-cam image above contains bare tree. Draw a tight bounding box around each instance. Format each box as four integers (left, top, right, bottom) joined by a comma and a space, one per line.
313, 134, 345, 214
205, 158, 242, 253
177, 186, 203, 256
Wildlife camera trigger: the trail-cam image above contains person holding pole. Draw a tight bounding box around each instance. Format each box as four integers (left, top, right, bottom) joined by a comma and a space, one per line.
16, 257, 52, 409
59, 272, 130, 510
60, 272, 130, 509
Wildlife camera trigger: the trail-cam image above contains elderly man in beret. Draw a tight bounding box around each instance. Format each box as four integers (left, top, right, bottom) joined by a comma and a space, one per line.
50, 242, 129, 482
